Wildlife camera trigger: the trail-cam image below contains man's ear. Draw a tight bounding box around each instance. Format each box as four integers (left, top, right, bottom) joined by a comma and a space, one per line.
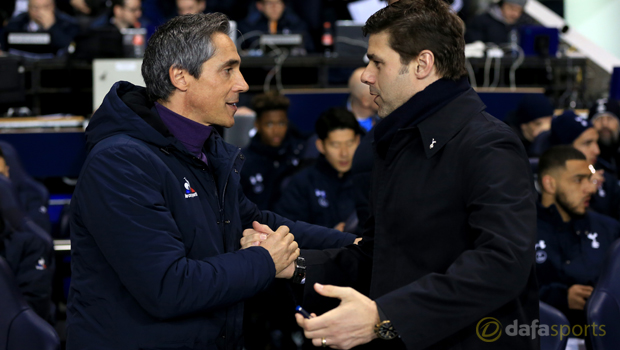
315, 138, 325, 155
541, 174, 557, 195
169, 66, 189, 92
414, 50, 435, 79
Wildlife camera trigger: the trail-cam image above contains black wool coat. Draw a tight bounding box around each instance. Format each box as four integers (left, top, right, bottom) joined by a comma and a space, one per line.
302, 88, 540, 350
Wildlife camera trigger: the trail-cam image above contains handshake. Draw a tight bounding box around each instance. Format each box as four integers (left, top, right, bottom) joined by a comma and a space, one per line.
240, 221, 299, 279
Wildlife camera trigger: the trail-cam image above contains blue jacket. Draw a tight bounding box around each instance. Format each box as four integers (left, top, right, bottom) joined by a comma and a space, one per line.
67, 81, 355, 350
274, 156, 355, 230
536, 204, 620, 316
239, 132, 306, 211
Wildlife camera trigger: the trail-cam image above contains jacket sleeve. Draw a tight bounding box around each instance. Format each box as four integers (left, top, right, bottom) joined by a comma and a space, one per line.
75, 145, 277, 320
3, 223, 54, 323
374, 127, 537, 349
238, 183, 356, 250
300, 216, 375, 315
539, 282, 569, 313
273, 174, 311, 223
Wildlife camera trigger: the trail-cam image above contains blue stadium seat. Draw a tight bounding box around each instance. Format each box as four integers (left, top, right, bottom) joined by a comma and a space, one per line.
587, 238, 620, 350
0, 256, 59, 350
539, 301, 569, 350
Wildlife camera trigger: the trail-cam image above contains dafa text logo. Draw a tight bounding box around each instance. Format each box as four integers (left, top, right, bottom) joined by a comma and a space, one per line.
476, 317, 606, 342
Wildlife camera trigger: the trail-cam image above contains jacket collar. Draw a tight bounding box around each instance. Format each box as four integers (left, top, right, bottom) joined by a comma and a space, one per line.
537, 202, 592, 235
315, 155, 349, 181
415, 88, 486, 158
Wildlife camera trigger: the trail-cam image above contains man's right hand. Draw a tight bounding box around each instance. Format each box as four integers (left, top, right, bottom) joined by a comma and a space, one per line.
568, 284, 593, 310
261, 224, 299, 276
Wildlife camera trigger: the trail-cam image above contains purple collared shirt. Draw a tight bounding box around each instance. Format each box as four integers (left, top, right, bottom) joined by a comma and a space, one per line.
155, 102, 212, 165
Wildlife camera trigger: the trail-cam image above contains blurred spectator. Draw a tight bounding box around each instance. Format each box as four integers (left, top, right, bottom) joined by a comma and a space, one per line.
0, 147, 54, 324
536, 145, 620, 336
68, 0, 108, 30
506, 94, 554, 157
238, 0, 314, 53
240, 91, 306, 210
274, 108, 360, 231
589, 98, 620, 176
465, 0, 534, 45
0, 0, 79, 56
535, 111, 620, 220
348, 67, 379, 132
0, 141, 50, 234
176, 0, 205, 16
90, 0, 143, 31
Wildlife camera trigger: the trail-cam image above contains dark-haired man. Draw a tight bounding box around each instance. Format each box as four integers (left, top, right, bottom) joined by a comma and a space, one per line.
68, 13, 356, 349
240, 91, 306, 210
90, 0, 143, 30
536, 145, 620, 334
275, 108, 360, 231
295, 1, 538, 349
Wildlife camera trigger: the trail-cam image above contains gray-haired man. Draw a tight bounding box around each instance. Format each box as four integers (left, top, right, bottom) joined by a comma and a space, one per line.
67, 13, 356, 349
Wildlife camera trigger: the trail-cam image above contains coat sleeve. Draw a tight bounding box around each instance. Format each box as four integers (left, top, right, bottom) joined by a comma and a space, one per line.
75, 145, 277, 320
273, 174, 311, 224
300, 216, 375, 315
238, 182, 356, 250
374, 127, 537, 349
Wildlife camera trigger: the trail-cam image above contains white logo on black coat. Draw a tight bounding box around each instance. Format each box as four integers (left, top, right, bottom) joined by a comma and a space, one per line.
587, 232, 600, 249
315, 189, 329, 208
535, 240, 547, 264
250, 173, 264, 194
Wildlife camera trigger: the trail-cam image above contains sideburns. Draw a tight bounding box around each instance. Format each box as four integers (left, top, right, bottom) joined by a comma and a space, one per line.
398, 64, 409, 75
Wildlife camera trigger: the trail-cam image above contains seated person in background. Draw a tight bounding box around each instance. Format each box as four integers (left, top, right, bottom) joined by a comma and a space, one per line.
536, 145, 620, 332
0, 142, 50, 234
176, 0, 206, 16
275, 108, 360, 231
68, 0, 109, 31
542, 111, 620, 220
238, 0, 314, 53
90, 0, 143, 31
240, 91, 306, 210
0, 148, 54, 324
589, 98, 620, 176
1, 0, 79, 56
507, 94, 554, 157
348, 67, 379, 133
465, 0, 534, 45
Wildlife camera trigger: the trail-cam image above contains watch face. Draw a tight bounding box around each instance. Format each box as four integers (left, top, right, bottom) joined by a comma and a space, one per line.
376, 321, 398, 340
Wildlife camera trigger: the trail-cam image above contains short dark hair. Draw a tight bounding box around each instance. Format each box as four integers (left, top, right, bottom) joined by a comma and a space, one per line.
111, 0, 125, 9
538, 146, 587, 185
251, 91, 290, 119
142, 13, 230, 102
315, 108, 362, 140
362, 0, 467, 80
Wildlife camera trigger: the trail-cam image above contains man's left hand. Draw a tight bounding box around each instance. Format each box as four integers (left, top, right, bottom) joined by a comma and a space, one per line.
295, 283, 379, 349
